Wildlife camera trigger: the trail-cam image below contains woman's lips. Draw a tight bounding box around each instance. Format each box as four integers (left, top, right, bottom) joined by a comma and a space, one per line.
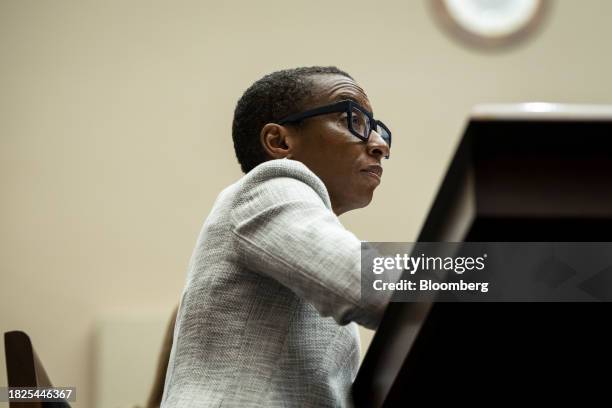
361, 164, 383, 182
361, 170, 381, 182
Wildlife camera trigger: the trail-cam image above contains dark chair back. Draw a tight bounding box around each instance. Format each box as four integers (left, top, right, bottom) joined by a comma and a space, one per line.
4, 331, 71, 408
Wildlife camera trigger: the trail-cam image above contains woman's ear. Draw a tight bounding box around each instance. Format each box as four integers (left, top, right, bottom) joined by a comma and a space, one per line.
260, 123, 294, 159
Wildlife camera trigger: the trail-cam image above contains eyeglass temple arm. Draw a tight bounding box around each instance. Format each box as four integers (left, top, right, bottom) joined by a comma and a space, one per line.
277, 101, 351, 124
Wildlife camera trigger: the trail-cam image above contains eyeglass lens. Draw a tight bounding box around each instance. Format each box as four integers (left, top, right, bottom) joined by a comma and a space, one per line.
376, 123, 391, 147
350, 106, 391, 147
350, 106, 370, 138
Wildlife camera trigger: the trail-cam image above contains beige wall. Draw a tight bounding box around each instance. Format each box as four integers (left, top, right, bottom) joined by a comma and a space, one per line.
1, 0, 610, 406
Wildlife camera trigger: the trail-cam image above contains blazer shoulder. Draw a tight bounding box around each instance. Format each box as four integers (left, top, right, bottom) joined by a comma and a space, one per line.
240, 159, 332, 209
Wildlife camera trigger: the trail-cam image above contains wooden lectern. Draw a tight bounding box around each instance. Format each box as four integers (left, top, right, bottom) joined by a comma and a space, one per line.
354, 104, 612, 406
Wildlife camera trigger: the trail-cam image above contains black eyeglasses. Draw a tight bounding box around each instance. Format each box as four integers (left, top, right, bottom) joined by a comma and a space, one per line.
277, 100, 392, 158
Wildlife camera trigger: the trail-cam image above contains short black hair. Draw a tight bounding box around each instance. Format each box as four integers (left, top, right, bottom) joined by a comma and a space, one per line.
232, 66, 353, 173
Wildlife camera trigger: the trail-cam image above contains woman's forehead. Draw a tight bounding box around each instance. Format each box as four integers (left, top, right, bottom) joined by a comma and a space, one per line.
309, 74, 372, 112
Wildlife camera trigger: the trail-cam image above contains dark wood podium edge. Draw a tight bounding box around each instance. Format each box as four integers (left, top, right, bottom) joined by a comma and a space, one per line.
353, 126, 475, 407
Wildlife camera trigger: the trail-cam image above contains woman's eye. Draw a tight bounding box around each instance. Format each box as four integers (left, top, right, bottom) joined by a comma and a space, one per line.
352, 116, 366, 130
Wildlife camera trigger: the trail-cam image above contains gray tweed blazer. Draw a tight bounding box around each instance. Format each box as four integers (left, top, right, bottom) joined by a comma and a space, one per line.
161, 158, 386, 407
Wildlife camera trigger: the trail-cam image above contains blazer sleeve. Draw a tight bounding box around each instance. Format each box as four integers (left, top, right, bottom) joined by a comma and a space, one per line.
229, 163, 388, 330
